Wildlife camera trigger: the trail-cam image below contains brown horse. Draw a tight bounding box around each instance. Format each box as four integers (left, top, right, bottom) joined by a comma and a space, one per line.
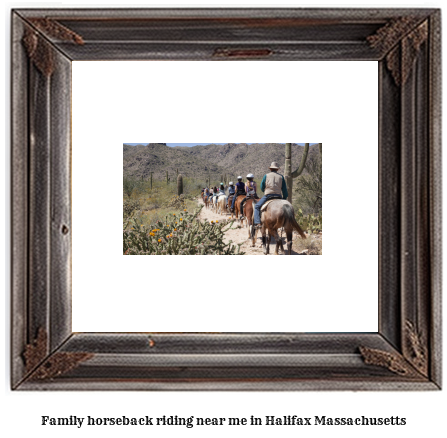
203, 194, 209, 209
251, 199, 306, 255
227, 195, 234, 213
230, 195, 246, 224
243, 197, 258, 243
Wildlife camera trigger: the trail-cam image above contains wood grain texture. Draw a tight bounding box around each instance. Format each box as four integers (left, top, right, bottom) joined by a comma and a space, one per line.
378, 60, 401, 350
11, 13, 29, 389
28, 56, 51, 346
49, 50, 72, 350
428, 10, 442, 388
10, 7, 442, 391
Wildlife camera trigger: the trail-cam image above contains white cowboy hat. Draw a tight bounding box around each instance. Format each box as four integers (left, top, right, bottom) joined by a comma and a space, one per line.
237, 176, 242, 179
269, 162, 280, 170
246, 173, 254, 178
229, 181, 234, 185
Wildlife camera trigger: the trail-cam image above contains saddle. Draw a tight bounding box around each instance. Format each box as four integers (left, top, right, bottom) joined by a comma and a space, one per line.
260, 198, 282, 211
240, 195, 258, 217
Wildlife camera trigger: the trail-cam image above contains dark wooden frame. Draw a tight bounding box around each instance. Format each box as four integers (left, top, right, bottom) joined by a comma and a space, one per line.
11, 8, 441, 390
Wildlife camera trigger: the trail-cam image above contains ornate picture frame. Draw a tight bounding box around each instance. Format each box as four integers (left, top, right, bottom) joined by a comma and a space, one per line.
11, 8, 441, 390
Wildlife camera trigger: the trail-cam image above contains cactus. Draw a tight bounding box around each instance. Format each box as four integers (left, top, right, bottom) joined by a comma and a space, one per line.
295, 209, 322, 234
123, 206, 244, 255
150, 172, 153, 190
166, 170, 170, 185
285, 143, 309, 203
177, 174, 183, 196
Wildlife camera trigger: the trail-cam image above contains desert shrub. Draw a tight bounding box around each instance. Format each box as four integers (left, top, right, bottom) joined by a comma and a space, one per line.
296, 208, 322, 234
165, 194, 187, 209
123, 205, 244, 255
123, 177, 141, 198
294, 234, 322, 255
123, 199, 140, 218
294, 154, 322, 215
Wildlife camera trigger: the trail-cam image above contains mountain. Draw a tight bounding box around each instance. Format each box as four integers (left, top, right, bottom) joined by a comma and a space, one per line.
123, 143, 320, 182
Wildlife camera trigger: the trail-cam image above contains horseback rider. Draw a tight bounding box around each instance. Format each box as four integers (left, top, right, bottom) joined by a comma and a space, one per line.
227, 181, 236, 210
230, 176, 246, 212
240, 173, 258, 218
254, 162, 288, 228
218, 182, 226, 197
245, 174, 257, 197
211, 185, 223, 205
228, 182, 235, 197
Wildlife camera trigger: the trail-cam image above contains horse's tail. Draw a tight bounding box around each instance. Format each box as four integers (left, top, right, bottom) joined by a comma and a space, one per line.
250, 198, 258, 239
283, 203, 307, 239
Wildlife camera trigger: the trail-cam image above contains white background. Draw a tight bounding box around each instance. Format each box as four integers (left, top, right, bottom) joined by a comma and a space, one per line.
72, 60, 378, 332
2, 1, 445, 438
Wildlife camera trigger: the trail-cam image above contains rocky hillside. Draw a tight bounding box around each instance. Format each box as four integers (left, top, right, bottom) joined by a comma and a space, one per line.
124, 143, 320, 182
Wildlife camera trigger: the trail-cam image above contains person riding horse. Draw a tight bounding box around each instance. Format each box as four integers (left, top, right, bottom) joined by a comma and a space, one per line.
211, 183, 225, 207
239, 173, 258, 218
254, 162, 288, 228
230, 176, 246, 213
228, 182, 235, 197
212, 186, 219, 202
217, 182, 226, 196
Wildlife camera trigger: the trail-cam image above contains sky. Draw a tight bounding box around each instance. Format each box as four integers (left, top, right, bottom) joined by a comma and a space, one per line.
125, 143, 312, 147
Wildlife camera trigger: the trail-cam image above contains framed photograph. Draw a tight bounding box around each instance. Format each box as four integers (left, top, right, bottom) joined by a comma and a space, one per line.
11, 8, 441, 390
122, 142, 322, 256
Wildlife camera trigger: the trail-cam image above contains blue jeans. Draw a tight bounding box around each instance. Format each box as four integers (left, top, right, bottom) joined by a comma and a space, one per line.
254, 194, 282, 225
231, 193, 244, 209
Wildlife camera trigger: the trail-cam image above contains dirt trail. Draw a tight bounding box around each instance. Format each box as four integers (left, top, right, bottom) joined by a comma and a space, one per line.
197, 198, 311, 255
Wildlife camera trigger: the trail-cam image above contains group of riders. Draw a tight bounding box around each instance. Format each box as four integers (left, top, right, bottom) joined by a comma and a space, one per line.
201, 161, 288, 229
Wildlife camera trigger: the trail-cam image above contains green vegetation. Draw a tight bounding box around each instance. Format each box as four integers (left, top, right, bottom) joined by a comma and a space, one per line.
293, 152, 322, 216
123, 142, 322, 255
177, 174, 183, 195
123, 199, 140, 218
123, 206, 244, 255
124, 175, 243, 254
296, 208, 322, 234
123, 177, 143, 198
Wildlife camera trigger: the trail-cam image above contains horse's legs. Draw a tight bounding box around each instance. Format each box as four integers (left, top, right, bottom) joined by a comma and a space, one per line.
251, 227, 257, 247
286, 231, 293, 255
278, 230, 285, 254
266, 233, 271, 255
272, 231, 281, 255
